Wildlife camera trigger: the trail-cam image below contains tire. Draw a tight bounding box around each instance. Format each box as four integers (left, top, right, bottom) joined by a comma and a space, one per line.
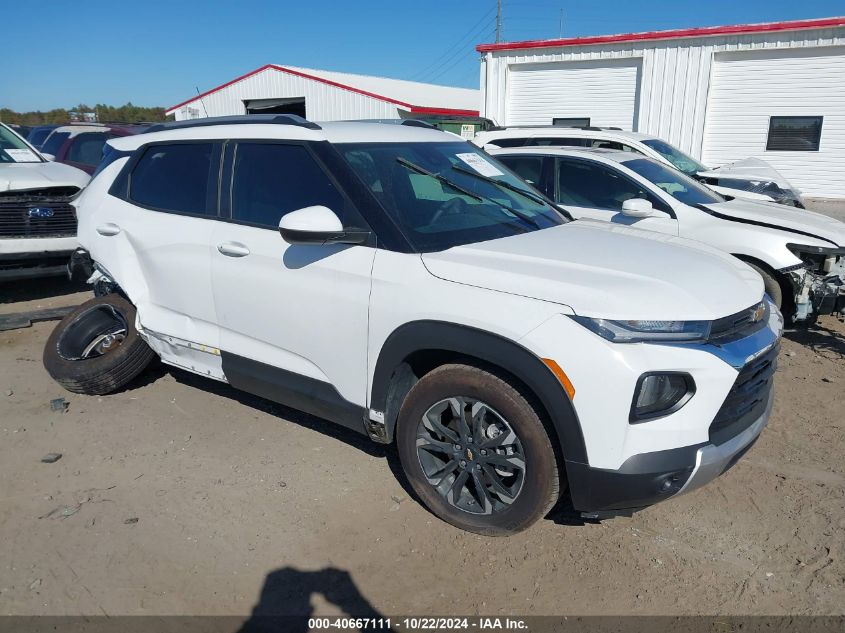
746, 261, 783, 309
396, 364, 560, 536
43, 294, 155, 395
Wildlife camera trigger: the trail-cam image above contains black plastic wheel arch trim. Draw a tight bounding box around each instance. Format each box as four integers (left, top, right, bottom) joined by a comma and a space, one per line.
370, 320, 588, 464
220, 352, 367, 434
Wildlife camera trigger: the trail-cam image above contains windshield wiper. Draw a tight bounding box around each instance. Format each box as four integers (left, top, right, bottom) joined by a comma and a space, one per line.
450, 164, 547, 205
396, 157, 541, 229
396, 157, 482, 201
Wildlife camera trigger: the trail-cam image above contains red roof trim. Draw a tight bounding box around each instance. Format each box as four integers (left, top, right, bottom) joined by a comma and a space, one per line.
476, 16, 845, 53
166, 64, 479, 116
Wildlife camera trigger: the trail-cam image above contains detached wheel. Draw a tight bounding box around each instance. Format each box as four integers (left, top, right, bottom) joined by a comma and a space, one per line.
396, 364, 560, 536
43, 294, 155, 395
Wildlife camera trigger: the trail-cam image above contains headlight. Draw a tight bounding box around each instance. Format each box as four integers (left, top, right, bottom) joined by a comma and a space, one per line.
630, 373, 696, 422
570, 316, 711, 343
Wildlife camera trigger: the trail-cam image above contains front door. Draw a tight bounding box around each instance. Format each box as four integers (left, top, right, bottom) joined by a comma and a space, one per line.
210, 141, 375, 427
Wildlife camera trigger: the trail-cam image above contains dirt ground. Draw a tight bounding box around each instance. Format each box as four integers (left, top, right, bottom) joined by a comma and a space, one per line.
0, 276, 844, 619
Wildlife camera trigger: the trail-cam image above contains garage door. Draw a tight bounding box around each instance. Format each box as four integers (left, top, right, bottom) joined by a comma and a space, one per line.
702, 47, 845, 199
505, 58, 642, 129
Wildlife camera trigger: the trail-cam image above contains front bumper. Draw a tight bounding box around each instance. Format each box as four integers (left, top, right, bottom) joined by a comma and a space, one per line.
570, 389, 772, 517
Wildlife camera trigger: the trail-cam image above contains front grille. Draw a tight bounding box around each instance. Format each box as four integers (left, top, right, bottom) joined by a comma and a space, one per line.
709, 301, 768, 343
709, 344, 778, 445
0, 198, 78, 238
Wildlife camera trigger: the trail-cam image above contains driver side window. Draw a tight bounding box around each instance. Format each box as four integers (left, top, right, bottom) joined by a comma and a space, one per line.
555, 158, 667, 212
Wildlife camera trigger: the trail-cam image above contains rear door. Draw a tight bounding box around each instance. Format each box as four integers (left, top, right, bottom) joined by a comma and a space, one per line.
554, 157, 679, 235
89, 141, 223, 348
209, 140, 375, 423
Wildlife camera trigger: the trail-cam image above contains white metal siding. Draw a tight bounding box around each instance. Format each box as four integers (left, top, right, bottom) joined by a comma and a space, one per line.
702, 47, 845, 198
172, 68, 401, 122
482, 25, 845, 196
505, 59, 641, 129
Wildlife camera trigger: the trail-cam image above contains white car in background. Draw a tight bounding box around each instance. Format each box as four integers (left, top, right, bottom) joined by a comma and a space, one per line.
0, 123, 90, 281
491, 147, 845, 325
474, 127, 806, 208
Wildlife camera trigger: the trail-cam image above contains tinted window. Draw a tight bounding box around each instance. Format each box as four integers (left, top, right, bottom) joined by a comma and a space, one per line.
623, 158, 724, 206
231, 143, 345, 227
552, 117, 590, 127
496, 155, 544, 186
41, 131, 70, 156
524, 137, 588, 147
67, 133, 109, 166
555, 158, 666, 211
130, 143, 216, 215
485, 137, 527, 148
766, 116, 822, 151
27, 128, 55, 148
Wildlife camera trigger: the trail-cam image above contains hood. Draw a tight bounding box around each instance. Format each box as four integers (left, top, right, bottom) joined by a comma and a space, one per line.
697, 157, 795, 191
0, 160, 90, 192
421, 221, 763, 321
702, 199, 845, 247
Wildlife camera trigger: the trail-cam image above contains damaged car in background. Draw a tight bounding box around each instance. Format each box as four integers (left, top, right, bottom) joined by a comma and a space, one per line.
491, 147, 845, 326
473, 127, 807, 208
0, 123, 90, 281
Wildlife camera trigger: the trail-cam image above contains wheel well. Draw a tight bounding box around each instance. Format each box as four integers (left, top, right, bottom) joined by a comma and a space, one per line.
383, 350, 561, 451
732, 254, 795, 315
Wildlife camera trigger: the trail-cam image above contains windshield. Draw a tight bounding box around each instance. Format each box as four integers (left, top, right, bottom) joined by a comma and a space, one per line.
0, 125, 42, 163
624, 158, 724, 206
338, 141, 565, 251
41, 130, 70, 157
641, 139, 707, 175
27, 127, 55, 149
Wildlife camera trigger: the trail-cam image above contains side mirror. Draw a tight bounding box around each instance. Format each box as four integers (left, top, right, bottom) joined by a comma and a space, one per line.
621, 198, 660, 218
41, 153, 56, 161
279, 205, 369, 246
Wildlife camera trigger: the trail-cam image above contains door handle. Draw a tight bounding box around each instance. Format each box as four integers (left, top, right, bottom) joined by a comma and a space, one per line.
96, 223, 121, 236
217, 242, 250, 258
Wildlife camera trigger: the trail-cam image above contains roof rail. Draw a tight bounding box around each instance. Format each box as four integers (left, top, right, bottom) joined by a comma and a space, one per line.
144, 114, 321, 134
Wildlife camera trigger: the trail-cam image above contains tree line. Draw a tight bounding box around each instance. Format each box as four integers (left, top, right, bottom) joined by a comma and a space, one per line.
0, 102, 170, 125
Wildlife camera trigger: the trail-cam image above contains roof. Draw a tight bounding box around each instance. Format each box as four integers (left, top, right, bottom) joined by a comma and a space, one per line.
477, 127, 654, 142
166, 64, 479, 117
489, 146, 636, 162
108, 119, 462, 153
477, 16, 845, 53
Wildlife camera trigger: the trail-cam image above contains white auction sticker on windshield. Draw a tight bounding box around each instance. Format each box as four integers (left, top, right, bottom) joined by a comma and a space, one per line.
5, 148, 41, 163
456, 152, 503, 178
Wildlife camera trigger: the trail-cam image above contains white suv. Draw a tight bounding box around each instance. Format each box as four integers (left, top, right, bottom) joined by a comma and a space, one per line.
44, 115, 782, 535
491, 147, 845, 325
473, 126, 805, 208
0, 123, 90, 281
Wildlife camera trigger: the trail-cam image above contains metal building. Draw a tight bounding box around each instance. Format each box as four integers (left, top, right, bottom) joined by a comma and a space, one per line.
166, 64, 479, 123
477, 17, 845, 199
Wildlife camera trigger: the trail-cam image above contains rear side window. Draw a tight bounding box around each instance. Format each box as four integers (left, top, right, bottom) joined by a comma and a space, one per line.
496, 155, 544, 186
41, 131, 70, 156
231, 143, 344, 227
67, 133, 109, 166
130, 143, 217, 215
523, 137, 588, 147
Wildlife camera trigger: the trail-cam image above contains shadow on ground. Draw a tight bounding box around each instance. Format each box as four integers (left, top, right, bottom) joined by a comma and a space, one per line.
0, 277, 88, 304
237, 566, 394, 633
784, 321, 845, 357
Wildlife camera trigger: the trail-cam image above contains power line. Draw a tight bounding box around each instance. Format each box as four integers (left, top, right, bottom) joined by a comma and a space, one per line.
425, 23, 497, 85
416, 17, 496, 84
409, 5, 496, 81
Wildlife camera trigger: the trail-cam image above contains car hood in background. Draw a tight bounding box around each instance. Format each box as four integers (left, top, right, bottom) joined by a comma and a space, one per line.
421, 222, 763, 321
702, 199, 845, 247
0, 160, 91, 192
697, 157, 795, 191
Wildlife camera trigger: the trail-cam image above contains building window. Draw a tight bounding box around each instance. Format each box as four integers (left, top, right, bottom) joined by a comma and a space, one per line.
766, 116, 823, 151
552, 117, 590, 128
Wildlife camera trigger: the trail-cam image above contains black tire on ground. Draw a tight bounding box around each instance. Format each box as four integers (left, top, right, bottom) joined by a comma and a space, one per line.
43, 294, 155, 395
396, 363, 560, 536
746, 261, 784, 309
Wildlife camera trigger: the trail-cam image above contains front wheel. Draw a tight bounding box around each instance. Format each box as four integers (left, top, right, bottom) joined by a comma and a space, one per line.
43, 294, 155, 395
396, 364, 560, 536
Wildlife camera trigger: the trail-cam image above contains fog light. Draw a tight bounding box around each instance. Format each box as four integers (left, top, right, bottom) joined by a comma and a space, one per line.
630, 373, 695, 422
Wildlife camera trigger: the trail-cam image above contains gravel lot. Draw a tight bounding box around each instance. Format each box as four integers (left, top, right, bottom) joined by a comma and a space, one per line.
2, 199, 844, 619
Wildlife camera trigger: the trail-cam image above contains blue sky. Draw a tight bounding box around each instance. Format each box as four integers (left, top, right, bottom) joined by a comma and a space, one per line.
2, 0, 843, 111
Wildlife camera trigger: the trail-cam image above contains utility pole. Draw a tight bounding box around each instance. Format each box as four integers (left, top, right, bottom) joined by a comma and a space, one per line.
559, 9, 564, 38
496, 0, 502, 43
